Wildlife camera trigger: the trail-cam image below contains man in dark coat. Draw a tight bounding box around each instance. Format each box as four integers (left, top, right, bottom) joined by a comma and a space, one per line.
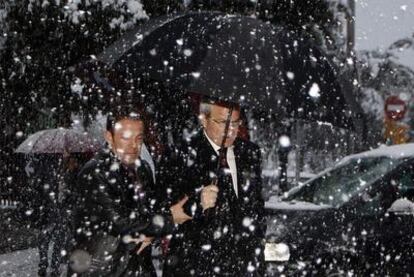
161, 100, 266, 276
26, 155, 66, 277
69, 109, 177, 276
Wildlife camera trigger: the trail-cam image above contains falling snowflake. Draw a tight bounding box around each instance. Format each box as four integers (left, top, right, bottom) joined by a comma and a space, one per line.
308, 83, 321, 98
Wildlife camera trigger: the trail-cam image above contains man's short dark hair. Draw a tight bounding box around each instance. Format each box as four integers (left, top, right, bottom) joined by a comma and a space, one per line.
106, 108, 145, 133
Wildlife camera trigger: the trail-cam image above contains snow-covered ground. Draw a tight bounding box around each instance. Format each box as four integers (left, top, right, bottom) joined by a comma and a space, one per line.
0, 247, 163, 277
0, 248, 39, 277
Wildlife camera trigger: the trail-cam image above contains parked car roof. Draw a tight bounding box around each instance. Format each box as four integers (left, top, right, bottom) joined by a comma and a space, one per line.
273, 143, 414, 204
341, 143, 414, 162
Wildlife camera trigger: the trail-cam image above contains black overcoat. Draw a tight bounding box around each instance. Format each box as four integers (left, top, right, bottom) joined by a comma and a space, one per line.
70, 150, 171, 276
159, 132, 266, 276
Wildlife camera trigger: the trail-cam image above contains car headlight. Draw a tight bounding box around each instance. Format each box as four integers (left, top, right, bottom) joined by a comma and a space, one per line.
265, 242, 290, 262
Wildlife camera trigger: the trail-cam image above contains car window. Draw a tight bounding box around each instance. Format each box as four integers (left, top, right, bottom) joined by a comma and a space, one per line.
287, 157, 403, 207
357, 162, 414, 217
359, 191, 386, 216
358, 183, 397, 217
392, 163, 414, 200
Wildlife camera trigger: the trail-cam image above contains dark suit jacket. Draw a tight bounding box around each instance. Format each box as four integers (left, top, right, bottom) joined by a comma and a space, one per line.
70, 150, 172, 276
159, 131, 266, 276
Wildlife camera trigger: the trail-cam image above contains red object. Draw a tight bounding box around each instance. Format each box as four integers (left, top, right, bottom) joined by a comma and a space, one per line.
385, 96, 407, 121
160, 237, 170, 256
187, 92, 202, 114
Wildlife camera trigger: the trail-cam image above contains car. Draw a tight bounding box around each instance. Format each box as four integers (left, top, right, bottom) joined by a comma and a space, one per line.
264, 143, 414, 276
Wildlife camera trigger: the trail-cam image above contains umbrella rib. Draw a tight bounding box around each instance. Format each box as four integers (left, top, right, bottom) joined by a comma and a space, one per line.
50, 129, 61, 153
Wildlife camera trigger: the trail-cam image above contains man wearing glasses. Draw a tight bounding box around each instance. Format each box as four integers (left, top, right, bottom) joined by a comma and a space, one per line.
162, 98, 265, 276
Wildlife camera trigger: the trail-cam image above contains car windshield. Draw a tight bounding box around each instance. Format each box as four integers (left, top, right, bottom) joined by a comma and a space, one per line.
286, 156, 403, 207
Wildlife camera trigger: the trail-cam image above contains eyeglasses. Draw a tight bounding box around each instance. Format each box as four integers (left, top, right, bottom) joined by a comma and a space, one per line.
208, 117, 242, 128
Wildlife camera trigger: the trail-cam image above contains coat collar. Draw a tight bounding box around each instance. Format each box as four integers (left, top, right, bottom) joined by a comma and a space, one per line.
194, 130, 248, 198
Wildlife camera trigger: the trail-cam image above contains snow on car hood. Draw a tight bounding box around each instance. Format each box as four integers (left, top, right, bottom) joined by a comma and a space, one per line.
340, 143, 414, 163
265, 197, 332, 211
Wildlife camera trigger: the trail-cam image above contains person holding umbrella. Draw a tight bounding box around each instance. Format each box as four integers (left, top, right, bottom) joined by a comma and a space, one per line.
68, 107, 190, 276
161, 98, 265, 276
78, 10, 358, 276
22, 152, 91, 277
25, 154, 67, 277
16, 128, 100, 276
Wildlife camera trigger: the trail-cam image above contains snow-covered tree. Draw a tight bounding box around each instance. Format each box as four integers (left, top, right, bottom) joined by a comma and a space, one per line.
356, 33, 414, 145
0, 0, 183, 197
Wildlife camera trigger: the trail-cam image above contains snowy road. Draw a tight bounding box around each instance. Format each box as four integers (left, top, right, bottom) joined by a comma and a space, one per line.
0, 248, 162, 276
0, 248, 39, 277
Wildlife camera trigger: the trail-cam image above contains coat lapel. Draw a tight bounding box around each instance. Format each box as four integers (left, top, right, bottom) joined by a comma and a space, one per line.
191, 132, 220, 188
198, 132, 219, 170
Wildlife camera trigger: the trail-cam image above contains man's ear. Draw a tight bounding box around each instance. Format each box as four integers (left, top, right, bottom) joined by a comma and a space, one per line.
199, 114, 207, 129
104, 131, 114, 149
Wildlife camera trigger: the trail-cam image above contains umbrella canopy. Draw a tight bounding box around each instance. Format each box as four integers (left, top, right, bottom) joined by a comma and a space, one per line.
15, 128, 102, 154
95, 11, 360, 130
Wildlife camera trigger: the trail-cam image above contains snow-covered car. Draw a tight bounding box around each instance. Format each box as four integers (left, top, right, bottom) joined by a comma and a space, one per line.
262, 169, 316, 194
264, 143, 414, 275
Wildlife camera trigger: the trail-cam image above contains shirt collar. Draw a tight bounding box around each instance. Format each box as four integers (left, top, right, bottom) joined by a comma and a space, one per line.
203, 130, 234, 155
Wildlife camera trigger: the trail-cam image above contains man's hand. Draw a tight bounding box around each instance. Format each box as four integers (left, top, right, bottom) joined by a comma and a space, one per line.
136, 235, 154, 255
124, 235, 154, 255
201, 184, 219, 211
170, 195, 193, 224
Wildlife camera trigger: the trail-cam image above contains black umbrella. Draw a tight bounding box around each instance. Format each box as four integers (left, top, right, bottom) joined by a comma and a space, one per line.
95, 11, 359, 130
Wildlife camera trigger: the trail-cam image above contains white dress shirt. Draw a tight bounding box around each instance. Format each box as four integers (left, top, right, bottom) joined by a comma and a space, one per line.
140, 143, 155, 183
204, 131, 238, 197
